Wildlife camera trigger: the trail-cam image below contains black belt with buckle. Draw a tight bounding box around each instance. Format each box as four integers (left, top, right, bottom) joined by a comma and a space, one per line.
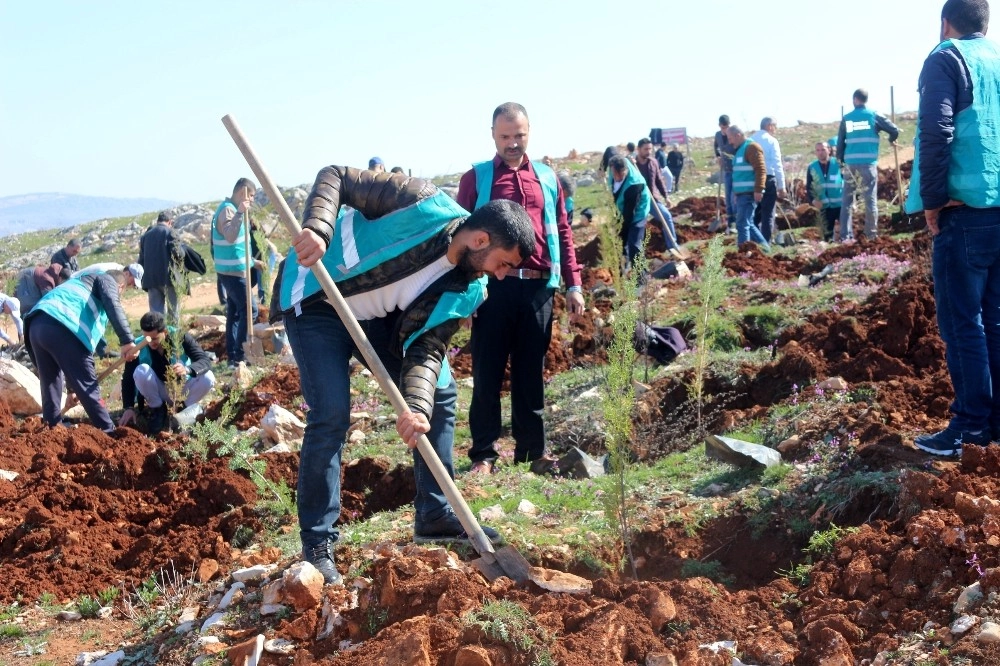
509, 269, 550, 280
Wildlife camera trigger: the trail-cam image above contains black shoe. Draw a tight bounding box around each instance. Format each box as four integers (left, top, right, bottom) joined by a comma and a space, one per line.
914, 427, 990, 457
303, 540, 343, 585
414, 512, 503, 546
147, 405, 169, 434
100, 349, 121, 359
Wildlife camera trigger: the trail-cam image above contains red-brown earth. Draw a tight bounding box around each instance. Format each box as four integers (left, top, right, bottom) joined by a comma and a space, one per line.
4, 224, 999, 665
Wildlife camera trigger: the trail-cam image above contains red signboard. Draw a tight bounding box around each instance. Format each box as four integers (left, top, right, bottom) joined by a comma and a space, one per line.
649, 127, 688, 145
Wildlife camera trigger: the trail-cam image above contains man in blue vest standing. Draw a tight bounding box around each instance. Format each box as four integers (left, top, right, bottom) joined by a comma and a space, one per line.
907, 0, 1000, 455
456, 102, 585, 476
24, 269, 137, 433
272, 166, 533, 584
726, 126, 770, 250
211, 178, 258, 366
836, 89, 900, 240
806, 141, 844, 241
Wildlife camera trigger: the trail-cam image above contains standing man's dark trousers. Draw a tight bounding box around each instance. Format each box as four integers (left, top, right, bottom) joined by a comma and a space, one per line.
668, 167, 682, 192
27, 312, 114, 432
468, 275, 554, 465
754, 175, 777, 243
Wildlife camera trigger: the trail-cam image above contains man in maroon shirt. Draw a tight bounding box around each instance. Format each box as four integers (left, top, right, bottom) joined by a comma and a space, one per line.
457, 102, 585, 475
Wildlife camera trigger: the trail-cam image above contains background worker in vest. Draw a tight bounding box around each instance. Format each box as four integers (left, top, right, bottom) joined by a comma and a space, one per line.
24, 269, 137, 433
806, 141, 844, 242
456, 102, 585, 476
836, 88, 900, 240
726, 125, 770, 250
118, 311, 216, 434
907, 0, 1000, 455
72, 263, 144, 359
635, 138, 682, 256
211, 178, 259, 367
608, 155, 652, 274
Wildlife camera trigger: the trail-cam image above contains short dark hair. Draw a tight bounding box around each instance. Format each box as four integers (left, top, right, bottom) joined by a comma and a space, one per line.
156, 211, 172, 223
853, 88, 869, 103
637, 137, 653, 148
626, 142, 636, 152
462, 199, 535, 261
390, 166, 405, 174
719, 114, 730, 125
608, 155, 629, 173
232, 177, 257, 197
68, 238, 81, 248
600, 146, 621, 171
943, 0, 989, 34
492, 102, 528, 125
140, 311, 167, 333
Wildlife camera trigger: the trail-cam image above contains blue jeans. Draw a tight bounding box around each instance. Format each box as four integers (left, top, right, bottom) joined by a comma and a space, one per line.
219, 274, 257, 364
734, 193, 770, 249
840, 163, 878, 239
622, 219, 648, 266
650, 201, 679, 250
932, 206, 1000, 433
284, 303, 457, 547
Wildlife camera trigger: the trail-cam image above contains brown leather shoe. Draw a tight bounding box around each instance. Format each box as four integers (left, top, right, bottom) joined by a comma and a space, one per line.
468, 460, 495, 475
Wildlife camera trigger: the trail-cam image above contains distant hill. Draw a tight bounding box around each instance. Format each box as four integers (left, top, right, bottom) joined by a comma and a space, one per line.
0, 193, 178, 237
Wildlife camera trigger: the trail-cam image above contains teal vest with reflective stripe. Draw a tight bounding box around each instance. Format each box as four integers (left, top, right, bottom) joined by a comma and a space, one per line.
472, 160, 561, 289
34, 278, 109, 352
808, 159, 843, 209
279, 190, 469, 311
843, 107, 880, 165
732, 139, 757, 194
404, 279, 487, 389
907, 37, 1000, 213
211, 200, 247, 275
613, 160, 651, 222
135, 328, 190, 368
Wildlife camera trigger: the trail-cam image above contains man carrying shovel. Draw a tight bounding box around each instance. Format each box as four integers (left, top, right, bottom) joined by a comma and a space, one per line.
272, 165, 534, 585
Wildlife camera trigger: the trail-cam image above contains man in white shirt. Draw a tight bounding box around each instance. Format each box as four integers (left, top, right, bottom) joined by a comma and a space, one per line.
750, 117, 786, 244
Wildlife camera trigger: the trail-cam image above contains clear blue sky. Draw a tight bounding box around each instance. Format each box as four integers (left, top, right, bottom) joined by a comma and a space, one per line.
0, 0, 965, 203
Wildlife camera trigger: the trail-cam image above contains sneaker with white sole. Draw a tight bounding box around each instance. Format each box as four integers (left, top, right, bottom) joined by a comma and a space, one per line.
914, 427, 990, 457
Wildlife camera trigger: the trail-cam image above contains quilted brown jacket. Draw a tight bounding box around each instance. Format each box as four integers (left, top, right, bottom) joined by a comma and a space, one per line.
271, 166, 474, 417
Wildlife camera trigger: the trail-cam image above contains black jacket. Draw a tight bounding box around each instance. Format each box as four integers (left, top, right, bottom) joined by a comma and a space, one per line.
138, 222, 184, 290
121, 332, 212, 409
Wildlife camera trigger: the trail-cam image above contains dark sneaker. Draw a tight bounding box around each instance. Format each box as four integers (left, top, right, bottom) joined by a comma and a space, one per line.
414, 512, 503, 546
147, 405, 169, 434
303, 540, 343, 585
914, 427, 990, 457
528, 454, 560, 476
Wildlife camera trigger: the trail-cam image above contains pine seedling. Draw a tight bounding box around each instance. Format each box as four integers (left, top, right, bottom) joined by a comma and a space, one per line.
688, 234, 726, 437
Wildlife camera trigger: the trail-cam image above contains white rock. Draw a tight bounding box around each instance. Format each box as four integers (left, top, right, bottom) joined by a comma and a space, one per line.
260, 404, 305, 447
260, 603, 287, 616
57, 610, 82, 621
952, 615, 978, 635
217, 580, 246, 609
76, 651, 110, 666
527, 566, 592, 594
979, 621, 1000, 643
96, 606, 113, 619
264, 638, 296, 655
350, 411, 371, 423
955, 581, 983, 614
89, 650, 126, 666
817, 377, 848, 391
348, 429, 367, 443
178, 606, 199, 623
193, 314, 227, 328
199, 612, 226, 633
0, 358, 45, 414
232, 565, 274, 583
517, 499, 539, 516
0, 469, 18, 481
174, 620, 195, 634
575, 387, 601, 401
479, 504, 506, 522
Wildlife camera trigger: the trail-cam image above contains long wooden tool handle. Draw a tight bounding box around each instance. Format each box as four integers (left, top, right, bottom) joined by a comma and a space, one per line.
649, 198, 679, 245
244, 188, 255, 347
220, 114, 497, 557
63, 337, 151, 414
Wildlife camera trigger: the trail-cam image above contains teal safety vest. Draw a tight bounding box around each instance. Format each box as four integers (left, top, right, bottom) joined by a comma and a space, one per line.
211, 200, 248, 276
843, 107, 880, 165
808, 159, 844, 209
732, 139, 757, 194
33, 278, 110, 352
612, 160, 651, 223
279, 190, 485, 388
907, 37, 1000, 212
134, 328, 190, 368
472, 159, 561, 289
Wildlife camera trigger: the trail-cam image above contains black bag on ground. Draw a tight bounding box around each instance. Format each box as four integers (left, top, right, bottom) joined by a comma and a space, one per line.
181, 243, 207, 275
634, 323, 687, 364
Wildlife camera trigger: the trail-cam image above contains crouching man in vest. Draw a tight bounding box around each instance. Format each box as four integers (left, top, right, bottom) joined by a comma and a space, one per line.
24, 269, 137, 433
118, 311, 216, 434
272, 165, 534, 585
